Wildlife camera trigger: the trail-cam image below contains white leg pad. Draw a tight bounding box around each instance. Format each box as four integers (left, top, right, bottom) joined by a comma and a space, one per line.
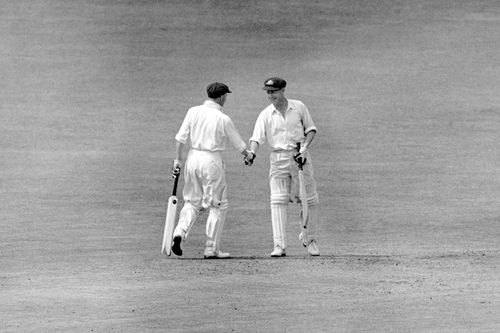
205, 208, 227, 252
174, 202, 199, 239
304, 204, 318, 243
271, 204, 287, 249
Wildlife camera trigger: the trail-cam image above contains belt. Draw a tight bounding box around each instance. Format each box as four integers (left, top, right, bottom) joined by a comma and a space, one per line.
271, 148, 298, 153
191, 148, 223, 153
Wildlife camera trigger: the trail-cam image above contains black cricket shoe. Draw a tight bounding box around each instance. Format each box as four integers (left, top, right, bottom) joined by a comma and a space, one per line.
171, 235, 183, 256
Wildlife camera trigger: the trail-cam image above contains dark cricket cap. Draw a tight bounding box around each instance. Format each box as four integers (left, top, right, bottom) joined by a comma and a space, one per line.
206, 82, 232, 98
262, 77, 287, 91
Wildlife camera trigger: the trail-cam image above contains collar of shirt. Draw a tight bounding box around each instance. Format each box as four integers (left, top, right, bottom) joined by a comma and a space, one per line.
203, 100, 223, 111
271, 99, 294, 115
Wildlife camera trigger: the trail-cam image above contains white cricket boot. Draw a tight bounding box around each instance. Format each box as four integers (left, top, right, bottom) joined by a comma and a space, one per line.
204, 249, 231, 259
270, 245, 286, 257
307, 240, 320, 256
299, 232, 320, 256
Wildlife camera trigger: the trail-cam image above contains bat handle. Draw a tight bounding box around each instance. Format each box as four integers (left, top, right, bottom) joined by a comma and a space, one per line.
295, 142, 305, 169
172, 172, 180, 196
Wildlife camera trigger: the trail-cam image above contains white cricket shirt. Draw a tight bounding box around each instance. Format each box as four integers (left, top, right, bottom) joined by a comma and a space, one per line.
175, 100, 246, 153
250, 99, 317, 151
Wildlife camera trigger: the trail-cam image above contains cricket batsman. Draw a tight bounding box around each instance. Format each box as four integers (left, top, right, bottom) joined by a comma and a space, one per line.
171, 82, 255, 259
247, 77, 320, 257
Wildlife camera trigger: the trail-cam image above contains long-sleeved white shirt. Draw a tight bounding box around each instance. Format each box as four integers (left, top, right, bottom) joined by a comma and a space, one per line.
250, 99, 317, 151
175, 100, 246, 153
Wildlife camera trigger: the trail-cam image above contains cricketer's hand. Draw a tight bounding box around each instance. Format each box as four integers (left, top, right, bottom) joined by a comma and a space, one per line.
172, 160, 182, 178
293, 153, 307, 167
244, 152, 256, 166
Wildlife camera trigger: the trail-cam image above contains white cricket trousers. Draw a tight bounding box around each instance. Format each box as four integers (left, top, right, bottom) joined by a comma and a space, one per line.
269, 150, 319, 249
174, 149, 229, 252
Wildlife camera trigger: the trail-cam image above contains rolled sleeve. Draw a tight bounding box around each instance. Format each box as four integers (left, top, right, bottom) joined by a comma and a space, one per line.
300, 103, 317, 134
304, 126, 317, 135
249, 112, 266, 145
225, 118, 246, 152
175, 110, 191, 144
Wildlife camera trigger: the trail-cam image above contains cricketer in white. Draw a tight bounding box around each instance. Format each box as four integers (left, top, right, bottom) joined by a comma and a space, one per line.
249, 77, 320, 257
171, 82, 254, 259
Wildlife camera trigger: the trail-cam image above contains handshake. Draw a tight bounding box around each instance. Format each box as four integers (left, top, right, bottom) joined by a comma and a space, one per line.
243, 150, 256, 166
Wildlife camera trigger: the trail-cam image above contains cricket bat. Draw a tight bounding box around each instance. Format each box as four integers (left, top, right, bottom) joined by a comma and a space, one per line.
161, 170, 180, 255
296, 143, 308, 232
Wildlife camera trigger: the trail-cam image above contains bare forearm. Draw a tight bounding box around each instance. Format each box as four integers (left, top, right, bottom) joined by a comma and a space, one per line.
302, 130, 316, 151
175, 141, 184, 162
249, 140, 259, 154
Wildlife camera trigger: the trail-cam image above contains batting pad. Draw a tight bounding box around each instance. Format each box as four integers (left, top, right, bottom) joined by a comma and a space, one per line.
175, 202, 200, 239
205, 208, 227, 251
271, 204, 287, 249
270, 177, 291, 205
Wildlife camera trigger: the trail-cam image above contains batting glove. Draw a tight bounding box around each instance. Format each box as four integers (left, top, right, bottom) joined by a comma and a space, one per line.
293, 153, 307, 167
172, 159, 182, 178
244, 151, 256, 166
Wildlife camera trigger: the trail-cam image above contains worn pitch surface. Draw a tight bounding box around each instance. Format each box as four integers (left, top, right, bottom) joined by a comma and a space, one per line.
1, 1, 499, 332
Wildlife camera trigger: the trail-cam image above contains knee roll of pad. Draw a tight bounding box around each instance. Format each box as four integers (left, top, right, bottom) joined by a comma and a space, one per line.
271, 194, 290, 205
307, 193, 319, 206
270, 177, 291, 205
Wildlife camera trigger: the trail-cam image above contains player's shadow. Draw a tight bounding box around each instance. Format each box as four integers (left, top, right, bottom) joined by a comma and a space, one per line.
165, 254, 395, 261
166, 254, 338, 261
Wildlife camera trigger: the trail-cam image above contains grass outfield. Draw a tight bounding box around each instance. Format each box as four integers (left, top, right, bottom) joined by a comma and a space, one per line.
1, 1, 499, 332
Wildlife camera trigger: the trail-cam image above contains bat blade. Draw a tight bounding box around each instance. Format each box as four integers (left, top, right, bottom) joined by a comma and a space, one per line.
161, 172, 180, 256
161, 195, 178, 255
298, 169, 308, 229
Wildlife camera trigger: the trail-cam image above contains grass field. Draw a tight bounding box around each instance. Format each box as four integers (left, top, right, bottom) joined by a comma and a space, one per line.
1, 1, 499, 332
